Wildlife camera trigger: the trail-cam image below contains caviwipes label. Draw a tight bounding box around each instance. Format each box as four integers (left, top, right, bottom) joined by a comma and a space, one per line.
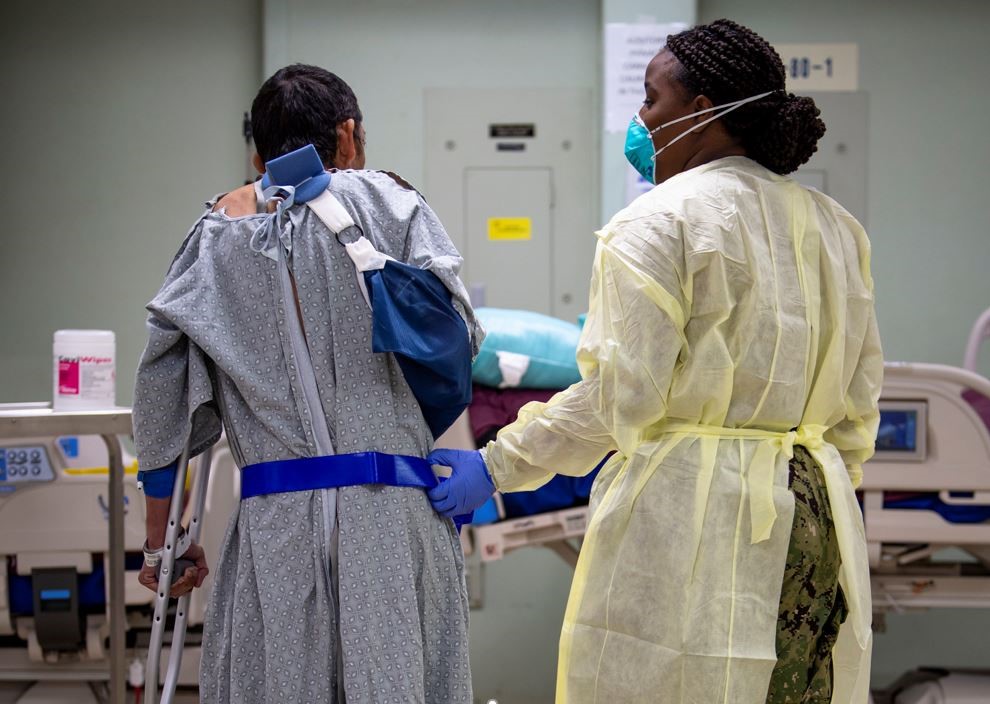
58, 355, 114, 399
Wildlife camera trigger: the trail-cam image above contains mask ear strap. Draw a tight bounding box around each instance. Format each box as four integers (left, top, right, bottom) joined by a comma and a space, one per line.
648, 102, 728, 135
648, 90, 776, 136
651, 90, 776, 160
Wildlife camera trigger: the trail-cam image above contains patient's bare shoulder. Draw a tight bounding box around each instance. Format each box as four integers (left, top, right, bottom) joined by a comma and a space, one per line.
376, 170, 419, 193
212, 183, 259, 216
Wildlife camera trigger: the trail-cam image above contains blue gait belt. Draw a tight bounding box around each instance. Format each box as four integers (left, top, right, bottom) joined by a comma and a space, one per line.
240, 451, 438, 500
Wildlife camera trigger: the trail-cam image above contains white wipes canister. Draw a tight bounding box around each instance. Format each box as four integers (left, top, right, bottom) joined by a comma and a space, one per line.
53, 330, 116, 411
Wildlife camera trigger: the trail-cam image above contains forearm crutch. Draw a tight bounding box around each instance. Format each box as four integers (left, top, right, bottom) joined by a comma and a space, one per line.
144, 444, 213, 704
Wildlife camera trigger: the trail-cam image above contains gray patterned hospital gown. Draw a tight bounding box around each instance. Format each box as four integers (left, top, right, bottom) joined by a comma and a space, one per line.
132, 170, 482, 704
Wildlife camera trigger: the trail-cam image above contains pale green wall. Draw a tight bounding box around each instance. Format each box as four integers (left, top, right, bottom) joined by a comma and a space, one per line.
262, 0, 602, 192
698, 0, 990, 687
0, 0, 261, 407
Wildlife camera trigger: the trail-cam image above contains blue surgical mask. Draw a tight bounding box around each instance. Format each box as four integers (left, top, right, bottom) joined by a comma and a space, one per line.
624, 90, 775, 183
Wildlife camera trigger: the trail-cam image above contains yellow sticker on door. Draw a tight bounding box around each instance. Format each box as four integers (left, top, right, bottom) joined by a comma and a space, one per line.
487, 217, 532, 241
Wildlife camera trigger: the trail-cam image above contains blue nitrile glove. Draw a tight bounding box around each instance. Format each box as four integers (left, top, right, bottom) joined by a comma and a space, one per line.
427, 448, 496, 518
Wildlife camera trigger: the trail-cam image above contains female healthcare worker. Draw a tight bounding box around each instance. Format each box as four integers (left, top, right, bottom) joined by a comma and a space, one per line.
429, 19, 882, 703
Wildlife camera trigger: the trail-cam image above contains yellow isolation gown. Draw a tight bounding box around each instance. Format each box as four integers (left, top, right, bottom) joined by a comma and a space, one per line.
483, 156, 883, 703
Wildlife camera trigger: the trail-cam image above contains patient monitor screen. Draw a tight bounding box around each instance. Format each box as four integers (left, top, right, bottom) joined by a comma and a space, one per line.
876, 410, 918, 452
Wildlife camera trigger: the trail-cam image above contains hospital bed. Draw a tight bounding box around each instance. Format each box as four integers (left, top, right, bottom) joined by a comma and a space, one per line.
863, 361, 990, 613
864, 307, 990, 614
0, 407, 237, 702
0, 406, 132, 703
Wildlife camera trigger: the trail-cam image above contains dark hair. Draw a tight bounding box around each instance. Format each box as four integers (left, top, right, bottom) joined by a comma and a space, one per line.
250, 64, 363, 166
665, 19, 825, 175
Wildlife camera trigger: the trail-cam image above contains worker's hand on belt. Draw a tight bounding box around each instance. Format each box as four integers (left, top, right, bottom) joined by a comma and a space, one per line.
137, 541, 209, 598
427, 448, 496, 518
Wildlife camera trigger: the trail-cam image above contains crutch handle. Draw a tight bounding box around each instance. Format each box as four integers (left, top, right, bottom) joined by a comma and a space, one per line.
156, 558, 196, 581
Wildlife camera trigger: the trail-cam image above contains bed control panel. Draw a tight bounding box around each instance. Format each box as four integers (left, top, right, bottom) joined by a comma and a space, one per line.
876, 400, 928, 462
0, 445, 57, 485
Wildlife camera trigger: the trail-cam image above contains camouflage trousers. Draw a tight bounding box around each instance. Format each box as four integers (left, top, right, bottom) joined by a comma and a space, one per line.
766, 445, 848, 703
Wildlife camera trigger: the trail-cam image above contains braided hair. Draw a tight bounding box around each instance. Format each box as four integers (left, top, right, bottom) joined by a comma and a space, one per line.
665, 19, 825, 175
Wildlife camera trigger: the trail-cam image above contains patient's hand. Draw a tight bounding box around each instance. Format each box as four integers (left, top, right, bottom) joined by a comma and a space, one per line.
212, 183, 259, 216
138, 541, 209, 598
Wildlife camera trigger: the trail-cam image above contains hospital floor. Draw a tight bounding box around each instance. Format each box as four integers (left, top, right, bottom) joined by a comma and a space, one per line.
0, 683, 199, 703
0, 686, 510, 704
0, 685, 534, 704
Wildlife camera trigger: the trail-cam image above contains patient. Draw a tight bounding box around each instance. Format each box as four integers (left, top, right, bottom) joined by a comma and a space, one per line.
133, 63, 481, 704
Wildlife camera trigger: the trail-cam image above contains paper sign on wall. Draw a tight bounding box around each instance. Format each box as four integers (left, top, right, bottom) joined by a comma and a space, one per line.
488, 218, 532, 241
776, 43, 859, 92
604, 22, 688, 133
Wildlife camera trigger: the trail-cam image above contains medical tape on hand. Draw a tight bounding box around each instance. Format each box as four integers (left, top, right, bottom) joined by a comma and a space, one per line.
143, 528, 192, 567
